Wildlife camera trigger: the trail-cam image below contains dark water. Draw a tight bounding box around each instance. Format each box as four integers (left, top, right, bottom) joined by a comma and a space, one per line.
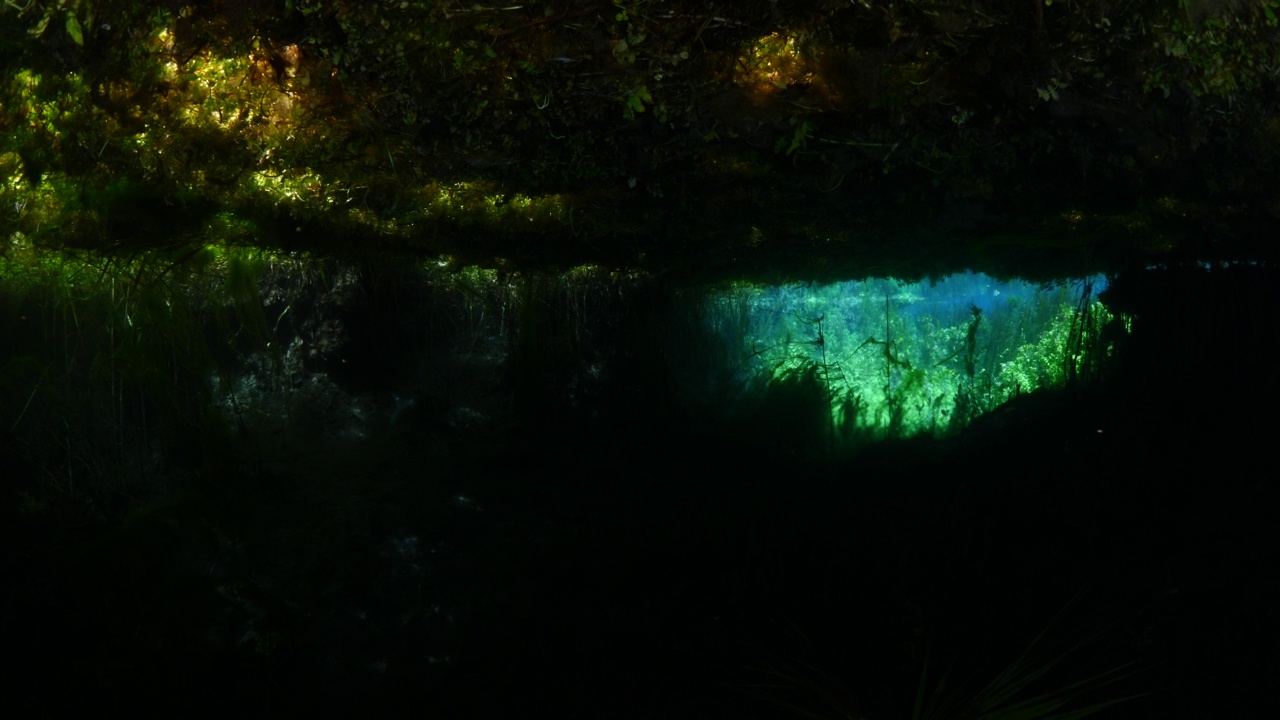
3, 262, 1276, 718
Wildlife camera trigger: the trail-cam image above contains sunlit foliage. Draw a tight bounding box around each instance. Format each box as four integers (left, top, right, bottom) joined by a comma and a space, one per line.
2, 1, 1277, 268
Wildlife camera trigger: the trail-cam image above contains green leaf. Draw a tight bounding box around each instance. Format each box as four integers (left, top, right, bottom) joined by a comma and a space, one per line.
28, 9, 52, 38
66, 14, 84, 46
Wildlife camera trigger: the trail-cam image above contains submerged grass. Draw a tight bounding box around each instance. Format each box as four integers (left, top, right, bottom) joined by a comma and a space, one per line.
909, 635, 1138, 720
750, 596, 1143, 720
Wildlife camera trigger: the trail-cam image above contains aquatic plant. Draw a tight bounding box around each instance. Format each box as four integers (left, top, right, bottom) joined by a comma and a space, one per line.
749, 602, 1141, 720
1, 245, 276, 511
907, 640, 1137, 720
697, 275, 1126, 455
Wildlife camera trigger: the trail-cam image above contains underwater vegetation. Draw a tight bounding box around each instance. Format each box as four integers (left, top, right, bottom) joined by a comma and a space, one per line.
1, 246, 1127, 503
0, 243, 273, 512
750, 608, 1140, 720
687, 273, 1126, 457
2, 250, 1273, 718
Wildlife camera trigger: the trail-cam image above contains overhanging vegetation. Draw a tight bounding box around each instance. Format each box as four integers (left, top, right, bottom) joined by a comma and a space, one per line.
3, 1, 1279, 276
